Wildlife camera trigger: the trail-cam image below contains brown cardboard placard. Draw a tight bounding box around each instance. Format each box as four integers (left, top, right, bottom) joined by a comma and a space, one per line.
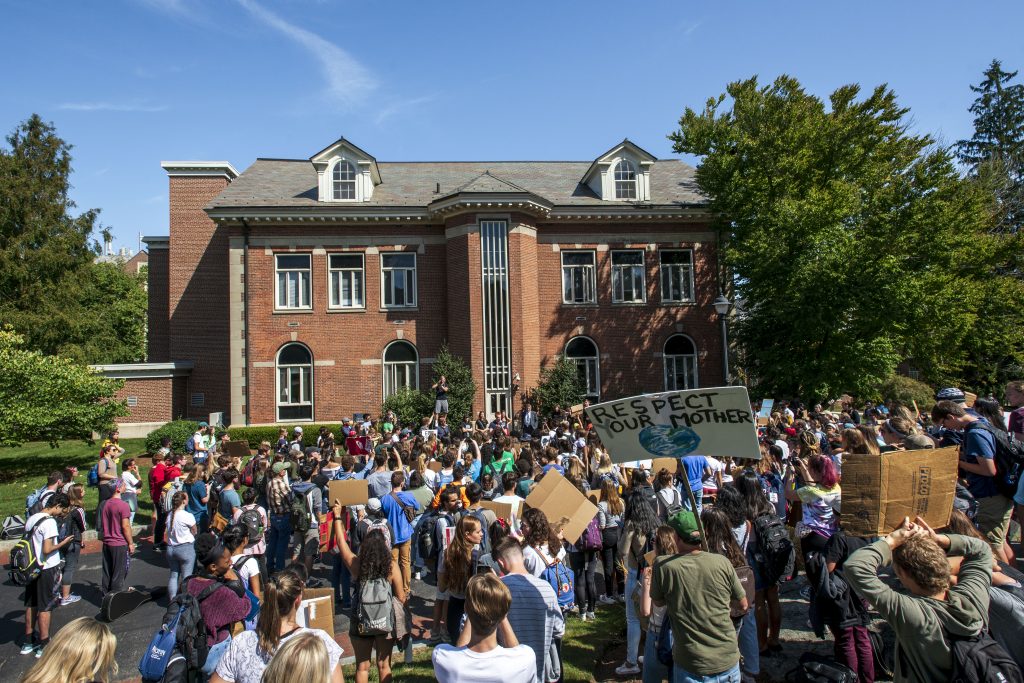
964, 391, 978, 408
427, 461, 443, 473
651, 457, 678, 475
223, 440, 251, 458
644, 550, 656, 567
479, 499, 516, 521
328, 479, 369, 507
299, 587, 335, 637
570, 404, 585, 416
585, 489, 602, 505
525, 469, 598, 544
841, 446, 959, 537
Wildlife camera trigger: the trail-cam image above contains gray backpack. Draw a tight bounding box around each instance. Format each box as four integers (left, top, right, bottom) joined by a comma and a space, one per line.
356, 577, 394, 636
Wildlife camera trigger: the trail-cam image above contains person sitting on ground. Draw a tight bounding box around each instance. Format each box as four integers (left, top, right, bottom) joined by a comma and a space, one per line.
211, 569, 344, 683
432, 573, 538, 682
20, 617, 117, 683
845, 516, 992, 682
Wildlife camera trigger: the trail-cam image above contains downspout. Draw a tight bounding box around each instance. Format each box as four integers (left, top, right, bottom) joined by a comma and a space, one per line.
241, 219, 251, 426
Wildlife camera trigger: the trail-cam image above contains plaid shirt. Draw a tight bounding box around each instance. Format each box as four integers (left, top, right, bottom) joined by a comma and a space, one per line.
267, 476, 291, 516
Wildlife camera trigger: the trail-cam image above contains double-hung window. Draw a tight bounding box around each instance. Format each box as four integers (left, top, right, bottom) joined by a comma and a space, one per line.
659, 249, 694, 303
276, 254, 312, 310
561, 251, 596, 304
381, 252, 417, 308
611, 250, 645, 303
328, 253, 364, 309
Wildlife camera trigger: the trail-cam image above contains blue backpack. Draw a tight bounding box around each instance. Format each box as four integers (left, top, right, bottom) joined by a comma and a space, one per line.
468, 508, 491, 556
87, 465, 100, 487
184, 435, 196, 454
540, 557, 575, 610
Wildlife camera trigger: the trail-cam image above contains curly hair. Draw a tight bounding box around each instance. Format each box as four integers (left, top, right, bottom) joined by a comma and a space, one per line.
357, 529, 393, 582
522, 507, 552, 549
892, 534, 950, 595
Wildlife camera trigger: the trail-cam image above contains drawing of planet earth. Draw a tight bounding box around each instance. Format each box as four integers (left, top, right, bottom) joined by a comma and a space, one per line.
638, 424, 701, 457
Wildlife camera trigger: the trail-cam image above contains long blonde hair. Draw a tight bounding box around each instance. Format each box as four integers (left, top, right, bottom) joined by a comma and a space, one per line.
443, 514, 481, 595
21, 617, 117, 683
261, 631, 331, 683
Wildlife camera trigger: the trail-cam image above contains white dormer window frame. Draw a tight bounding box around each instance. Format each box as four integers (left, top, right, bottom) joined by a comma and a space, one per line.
602, 155, 650, 202
332, 160, 357, 200
613, 159, 638, 200
318, 155, 372, 202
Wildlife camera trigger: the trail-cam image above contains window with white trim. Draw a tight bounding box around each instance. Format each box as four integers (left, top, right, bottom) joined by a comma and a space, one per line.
381, 253, 417, 308
328, 253, 364, 309
277, 343, 313, 421
332, 160, 357, 200
383, 341, 418, 399
565, 336, 600, 401
561, 251, 596, 304
611, 250, 645, 303
659, 249, 694, 303
275, 254, 312, 310
664, 335, 698, 391
614, 159, 638, 200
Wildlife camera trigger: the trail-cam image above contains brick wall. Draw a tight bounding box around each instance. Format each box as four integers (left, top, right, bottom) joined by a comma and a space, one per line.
114, 377, 175, 423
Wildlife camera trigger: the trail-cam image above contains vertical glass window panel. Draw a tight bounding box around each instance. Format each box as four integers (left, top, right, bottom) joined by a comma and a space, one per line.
561, 251, 596, 304
614, 159, 638, 200
277, 343, 313, 421
332, 161, 357, 200
565, 336, 600, 401
381, 253, 417, 308
383, 341, 419, 399
275, 255, 311, 309
611, 250, 645, 303
480, 220, 511, 400
659, 250, 694, 303
664, 335, 698, 390
329, 254, 364, 308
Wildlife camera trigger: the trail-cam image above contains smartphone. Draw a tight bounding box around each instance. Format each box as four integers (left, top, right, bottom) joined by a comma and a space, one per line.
475, 562, 495, 576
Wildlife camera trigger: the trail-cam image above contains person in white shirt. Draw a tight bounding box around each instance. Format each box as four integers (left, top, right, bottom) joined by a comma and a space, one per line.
432, 572, 538, 683
166, 491, 198, 600
21, 492, 73, 657
223, 525, 263, 602
192, 422, 210, 462
492, 472, 526, 518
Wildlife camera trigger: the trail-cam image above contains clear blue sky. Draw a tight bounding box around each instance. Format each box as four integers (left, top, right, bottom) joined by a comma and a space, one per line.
2, 0, 1023, 252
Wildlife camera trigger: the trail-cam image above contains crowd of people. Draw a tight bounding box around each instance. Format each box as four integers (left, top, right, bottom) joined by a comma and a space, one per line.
11, 380, 1024, 683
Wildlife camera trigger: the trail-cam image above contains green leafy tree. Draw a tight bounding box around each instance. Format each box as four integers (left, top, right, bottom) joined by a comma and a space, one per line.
870, 375, 935, 412
0, 328, 128, 446
0, 114, 146, 363
381, 387, 433, 426
669, 76, 1004, 400
428, 344, 476, 421
532, 356, 586, 416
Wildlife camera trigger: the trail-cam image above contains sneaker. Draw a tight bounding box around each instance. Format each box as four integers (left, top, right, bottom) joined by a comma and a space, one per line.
19, 643, 35, 656
34, 644, 44, 658
60, 594, 82, 606
598, 595, 616, 606
615, 662, 641, 676
428, 632, 443, 644
580, 612, 589, 622
586, 611, 596, 620
414, 571, 421, 581
616, 594, 626, 604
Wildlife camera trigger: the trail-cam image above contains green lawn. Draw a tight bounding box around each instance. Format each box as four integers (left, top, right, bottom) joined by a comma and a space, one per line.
0, 439, 155, 527
341, 608, 626, 682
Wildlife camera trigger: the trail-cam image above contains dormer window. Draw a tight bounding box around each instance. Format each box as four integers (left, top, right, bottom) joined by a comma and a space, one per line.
332, 161, 357, 200
614, 159, 638, 200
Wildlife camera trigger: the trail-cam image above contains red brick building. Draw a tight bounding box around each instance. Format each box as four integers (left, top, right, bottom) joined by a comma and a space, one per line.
136, 138, 724, 427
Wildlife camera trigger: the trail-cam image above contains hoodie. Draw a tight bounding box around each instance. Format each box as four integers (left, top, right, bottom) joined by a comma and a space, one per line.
845, 535, 991, 683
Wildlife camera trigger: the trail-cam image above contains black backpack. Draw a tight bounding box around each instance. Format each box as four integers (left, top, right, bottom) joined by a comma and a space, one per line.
965, 422, 1024, 499
753, 512, 796, 585
948, 631, 1023, 683
238, 507, 264, 545
417, 510, 452, 563
786, 652, 858, 683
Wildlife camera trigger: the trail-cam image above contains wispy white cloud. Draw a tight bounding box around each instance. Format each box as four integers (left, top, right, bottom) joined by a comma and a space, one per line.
58, 102, 168, 112
677, 20, 702, 37
234, 0, 376, 106
374, 95, 437, 125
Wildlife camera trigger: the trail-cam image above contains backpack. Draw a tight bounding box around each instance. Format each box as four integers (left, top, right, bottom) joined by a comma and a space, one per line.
540, 558, 575, 611
140, 578, 221, 682
184, 435, 196, 454
232, 557, 261, 628
162, 479, 184, 513
438, 470, 454, 488
390, 492, 417, 525
575, 516, 602, 552
356, 577, 395, 636
238, 506, 265, 545
417, 511, 450, 562
467, 508, 492, 556
240, 458, 256, 488
753, 512, 796, 585
290, 487, 316, 534
947, 631, 1024, 683
87, 464, 100, 487
2, 515, 26, 540
25, 487, 53, 517
7, 516, 49, 586
658, 488, 683, 520
965, 422, 1024, 499
362, 517, 392, 550
785, 652, 858, 683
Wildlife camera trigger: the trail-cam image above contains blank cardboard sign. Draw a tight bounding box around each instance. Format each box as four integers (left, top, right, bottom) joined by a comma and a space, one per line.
525, 470, 598, 544
298, 587, 334, 638
224, 441, 251, 458
479, 500, 516, 521
328, 479, 369, 507
651, 457, 678, 475
841, 446, 959, 537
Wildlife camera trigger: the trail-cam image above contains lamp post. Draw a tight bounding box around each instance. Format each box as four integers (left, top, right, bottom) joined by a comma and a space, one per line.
712, 293, 732, 385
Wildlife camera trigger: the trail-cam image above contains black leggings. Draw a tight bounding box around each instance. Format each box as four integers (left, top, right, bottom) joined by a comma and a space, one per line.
601, 540, 620, 598
569, 550, 598, 612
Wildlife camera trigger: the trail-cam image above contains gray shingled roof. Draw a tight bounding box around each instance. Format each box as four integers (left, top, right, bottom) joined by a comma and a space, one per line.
207, 158, 706, 209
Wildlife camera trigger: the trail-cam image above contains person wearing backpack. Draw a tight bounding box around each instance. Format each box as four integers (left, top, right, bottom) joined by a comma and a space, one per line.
289, 465, 322, 574
614, 490, 660, 677
94, 444, 120, 538
223, 524, 263, 629
654, 468, 683, 523
638, 526, 682, 683
58, 484, 87, 606
380, 470, 421, 598
330, 499, 405, 683
26, 471, 63, 519
19, 492, 73, 658
233, 487, 268, 575
846, 516, 1012, 683
209, 569, 344, 683
439, 514, 484, 642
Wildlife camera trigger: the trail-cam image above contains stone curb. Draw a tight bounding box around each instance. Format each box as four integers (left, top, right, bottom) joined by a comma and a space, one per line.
0, 523, 149, 553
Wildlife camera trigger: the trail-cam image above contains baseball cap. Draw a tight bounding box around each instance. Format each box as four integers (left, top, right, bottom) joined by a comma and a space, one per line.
198, 421, 208, 428
366, 498, 383, 514
272, 461, 290, 474
935, 387, 966, 403
294, 426, 304, 434
342, 417, 351, 423
667, 510, 702, 545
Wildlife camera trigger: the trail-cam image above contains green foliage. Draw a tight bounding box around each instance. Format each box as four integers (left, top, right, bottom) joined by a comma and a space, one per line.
0, 328, 128, 447
145, 419, 198, 454
0, 114, 146, 363
428, 344, 476, 420
381, 387, 433, 426
228, 423, 339, 450
532, 356, 586, 416
669, 75, 1011, 401
870, 375, 935, 412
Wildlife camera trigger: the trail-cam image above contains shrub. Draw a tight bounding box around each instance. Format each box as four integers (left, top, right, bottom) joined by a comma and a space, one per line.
873, 374, 936, 412
531, 356, 586, 417
145, 419, 198, 454
381, 387, 434, 426
228, 423, 341, 450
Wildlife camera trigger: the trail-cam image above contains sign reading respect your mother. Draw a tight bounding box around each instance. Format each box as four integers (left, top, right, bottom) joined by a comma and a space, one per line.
585, 386, 761, 463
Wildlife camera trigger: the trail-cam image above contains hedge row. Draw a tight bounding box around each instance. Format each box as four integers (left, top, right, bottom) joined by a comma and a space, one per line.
227, 423, 344, 450
145, 420, 199, 454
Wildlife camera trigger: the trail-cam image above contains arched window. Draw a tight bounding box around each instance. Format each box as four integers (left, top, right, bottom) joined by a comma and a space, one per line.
614, 159, 637, 200
332, 160, 357, 200
664, 335, 698, 391
277, 343, 313, 421
565, 336, 600, 401
383, 340, 418, 399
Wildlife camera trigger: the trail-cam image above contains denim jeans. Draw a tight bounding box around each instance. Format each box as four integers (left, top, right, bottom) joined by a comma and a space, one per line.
331, 552, 352, 607
266, 514, 292, 573
625, 567, 640, 665
673, 662, 740, 683
643, 625, 671, 683
167, 542, 195, 600
681, 486, 703, 514
737, 608, 759, 675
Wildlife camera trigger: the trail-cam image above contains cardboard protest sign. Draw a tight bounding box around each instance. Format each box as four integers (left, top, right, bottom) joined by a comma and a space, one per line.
427, 461, 443, 473
586, 387, 760, 463
651, 457, 678, 475
758, 399, 775, 419
525, 469, 598, 544
585, 490, 602, 505
328, 479, 369, 507
570, 404, 585, 416
841, 446, 959, 537
964, 392, 978, 408
480, 500, 516, 521
298, 587, 334, 637
223, 440, 251, 458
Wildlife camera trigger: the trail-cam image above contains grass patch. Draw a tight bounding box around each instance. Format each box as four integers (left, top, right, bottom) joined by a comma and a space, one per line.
0, 439, 154, 527
341, 608, 625, 682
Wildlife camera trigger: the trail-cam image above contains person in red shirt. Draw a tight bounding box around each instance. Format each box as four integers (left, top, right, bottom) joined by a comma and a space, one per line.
149, 450, 168, 550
